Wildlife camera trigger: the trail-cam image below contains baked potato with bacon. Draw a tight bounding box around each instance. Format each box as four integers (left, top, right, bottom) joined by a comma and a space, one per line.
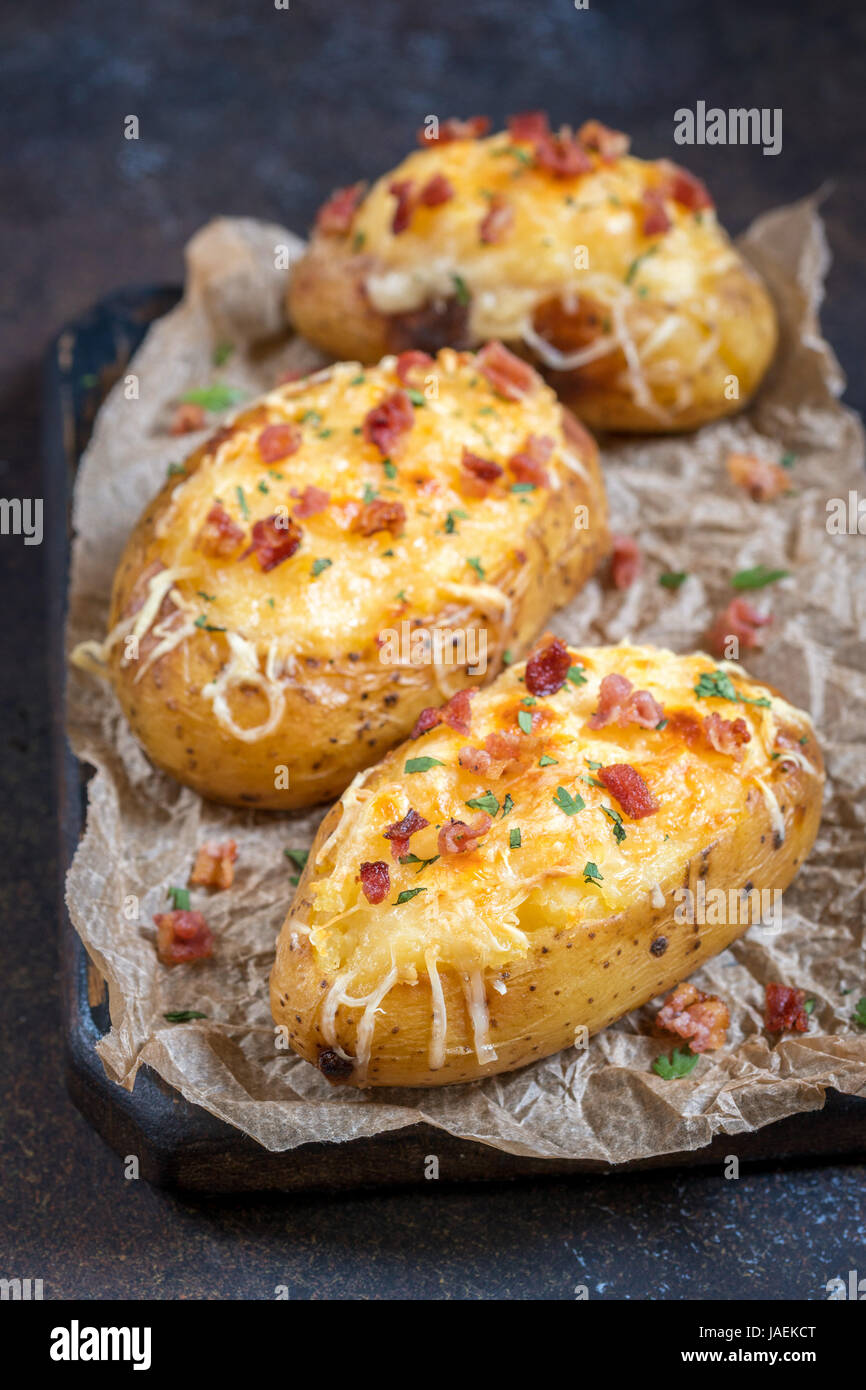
72, 348, 608, 808
288, 113, 778, 433
271, 639, 823, 1086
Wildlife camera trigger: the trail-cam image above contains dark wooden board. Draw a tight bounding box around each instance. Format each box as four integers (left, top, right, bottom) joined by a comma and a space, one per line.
47, 286, 866, 1192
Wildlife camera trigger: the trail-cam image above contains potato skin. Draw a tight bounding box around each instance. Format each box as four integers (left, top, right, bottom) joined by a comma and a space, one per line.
90, 353, 608, 809
270, 646, 824, 1087
288, 118, 778, 434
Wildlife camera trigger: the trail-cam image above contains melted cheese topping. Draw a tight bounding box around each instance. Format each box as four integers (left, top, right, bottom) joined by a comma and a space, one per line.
306, 643, 820, 995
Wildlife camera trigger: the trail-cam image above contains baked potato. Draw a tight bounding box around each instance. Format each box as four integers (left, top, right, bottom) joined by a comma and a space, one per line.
72, 349, 608, 808
288, 113, 778, 433
271, 638, 823, 1087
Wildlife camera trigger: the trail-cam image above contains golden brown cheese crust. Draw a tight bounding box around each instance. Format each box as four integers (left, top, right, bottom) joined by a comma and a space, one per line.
288, 117, 778, 433
270, 643, 823, 1086
75, 351, 608, 808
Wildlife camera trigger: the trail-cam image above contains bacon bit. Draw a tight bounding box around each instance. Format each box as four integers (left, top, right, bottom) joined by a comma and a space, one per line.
363, 388, 415, 455
765, 982, 810, 1034
508, 433, 554, 487
383, 808, 430, 862
726, 452, 791, 502
479, 193, 514, 244
597, 762, 659, 819
610, 534, 642, 590
350, 498, 406, 537
247, 515, 303, 571
641, 187, 672, 237
477, 340, 539, 400
507, 110, 550, 143
525, 635, 572, 696
190, 840, 238, 891
457, 746, 492, 775
395, 350, 434, 386
657, 982, 730, 1052
703, 712, 751, 758
706, 597, 771, 657
418, 115, 491, 144
292, 485, 330, 518
153, 909, 214, 966
359, 860, 390, 904
418, 172, 455, 206
577, 119, 630, 161
389, 179, 415, 234
201, 426, 234, 457
507, 111, 593, 177
169, 402, 206, 435
588, 673, 665, 730
658, 159, 714, 211
258, 422, 302, 464
411, 706, 444, 739
460, 446, 503, 495
438, 812, 492, 856
195, 503, 245, 558
411, 687, 475, 740
315, 182, 366, 235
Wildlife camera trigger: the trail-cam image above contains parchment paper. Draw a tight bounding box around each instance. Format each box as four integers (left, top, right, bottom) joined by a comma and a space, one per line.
65, 201, 866, 1163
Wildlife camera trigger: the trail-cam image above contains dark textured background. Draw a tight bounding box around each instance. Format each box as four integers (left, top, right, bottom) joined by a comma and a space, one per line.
1, 0, 864, 1300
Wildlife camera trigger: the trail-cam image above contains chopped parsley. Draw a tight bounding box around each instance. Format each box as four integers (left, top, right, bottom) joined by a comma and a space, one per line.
538, 753, 558, 767
257, 480, 269, 494
653, 1046, 699, 1080
730, 565, 790, 591
194, 614, 226, 632
553, 786, 585, 816
452, 273, 471, 306
780, 451, 797, 469
583, 862, 603, 886
163, 1010, 208, 1023
407, 388, 426, 407
300, 409, 322, 425
399, 853, 440, 874
511, 482, 535, 493
509, 827, 522, 849
396, 887, 427, 905
362, 483, 379, 503
350, 373, 366, 386
167, 462, 186, 477
853, 998, 866, 1029
466, 556, 485, 580
585, 759, 603, 771
567, 664, 587, 686
601, 805, 627, 843
352, 230, 366, 252
502, 649, 514, 665
693, 669, 771, 708
405, 756, 444, 774
383, 458, 398, 480
804, 997, 816, 1015
659, 571, 687, 590
167, 886, 190, 911
235, 485, 249, 519
500, 793, 515, 817
311, 557, 332, 577
284, 848, 309, 885
179, 384, 244, 411
196, 590, 216, 602
518, 709, 533, 734
467, 790, 500, 816
625, 245, 658, 286
212, 342, 234, 367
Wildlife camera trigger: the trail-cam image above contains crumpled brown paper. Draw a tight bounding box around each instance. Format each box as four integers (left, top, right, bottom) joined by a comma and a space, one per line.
65, 200, 866, 1163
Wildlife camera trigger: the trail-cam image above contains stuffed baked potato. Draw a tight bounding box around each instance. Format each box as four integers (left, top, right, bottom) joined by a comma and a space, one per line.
72, 348, 608, 808
288, 113, 778, 433
271, 638, 823, 1086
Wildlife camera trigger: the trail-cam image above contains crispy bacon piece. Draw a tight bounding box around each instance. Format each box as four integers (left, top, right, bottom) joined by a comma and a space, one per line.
389, 179, 415, 234
588, 672, 665, 730
315, 182, 366, 235
189, 839, 237, 891
507, 111, 593, 177
153, 909, 214, 966
657, 982, 730, 1052
350, 498, 406, 536
258, 422, 302, 464
411, 687, 475, 739
508, 433, 554, 487
195, 503, 245, 558
479, 193, 514, 244
507, 110, 550, 143
247, 515, 303, 571
706, 597, 771, 658
418, 115, 491, 144
765, 982, 810, 1034
395, 350, 434, 386
641, 187, 672, 237
418, 173, 455, 206
411, 706, 443, 739
458, 729, 523, 780
597, 762, 659, 819
658, 159, 714, 211
363, 388, 415, 455
477, 340, 539, 400
169, 402, 206, 435
460, 446, 503, 495
359, 860, 390, 904
292, 485, 330, 518
577, 119, 630, 161
703, 712, 751, 758
610, 534, 642, 589
525, 635, 572, 696
383, 808, 430, 862
438, 812, 492, 856
726, 452, 791, 502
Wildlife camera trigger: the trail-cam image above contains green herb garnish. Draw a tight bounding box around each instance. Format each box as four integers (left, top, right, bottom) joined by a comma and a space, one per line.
396, 887, 427, 905
693, 669, 771, 708
466, 556, 486, 580
311, 557, 332, 577
659, 571, 687, 590
163, 1010, 208, 1023
731, 565, 789, 591
179, 384, 244, 411
509, 827, 522, 849
653, 1047, 699, 1080
405, 756, 445, 774
553, 786, 585, 816
466, 790, 500, 816
167, 886, 190, 911
583, 862, 603, 886
518, 709, 533, 734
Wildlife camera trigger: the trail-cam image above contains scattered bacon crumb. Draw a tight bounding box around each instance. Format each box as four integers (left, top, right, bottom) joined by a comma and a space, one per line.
525, 635, 572, 696
577, 119, 630, 160
507, 111, 593, 177
657, 982, 730, 1052
726, 452, 791, 502
460, 446, 503, 495
765, 982, 810, 1034
395, 350, 434, 386
458, 729, 524, 780
641, 187, 672, 237
411, 687, 476, 740
597, 762, 659, 818
508, 433, 554, 487
169, 402, 206, 435
438, 813, 492, 856
258, 422, 302, 463
477, 340, 539, 400
363, 388, 415, 455
315, 182, 366, 235
703, 712, 751, 758
658, 159, 714, 211
190, 840, 238, 890
610, 534, 642, 589
418, 172, 455, 206
195, 503, 245, 558
246, 515, 303, 571
389, 179, 416, 234
359, 861, 390, 904
479, 193, 514, 244
418, 116, 491, 144
292, 485, 330, 518
383, 808, 430, 862
588, 672, 665, 730
350, 498, 406, 536
706, 597, 771, 658
153, 910, 214, 966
